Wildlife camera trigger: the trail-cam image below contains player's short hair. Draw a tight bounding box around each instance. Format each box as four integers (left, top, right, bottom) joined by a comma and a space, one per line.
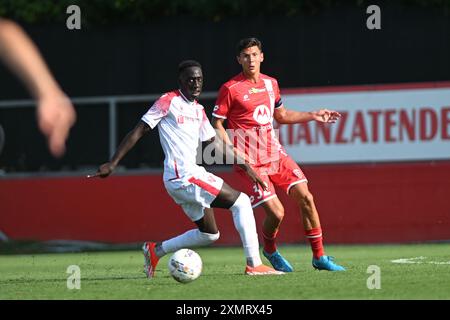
178, 60, 202, 76
236, 37, 262, 55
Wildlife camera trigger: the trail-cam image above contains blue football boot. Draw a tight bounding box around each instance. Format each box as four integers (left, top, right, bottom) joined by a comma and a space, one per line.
263, 250, 294, 272
312, 255, 346, 271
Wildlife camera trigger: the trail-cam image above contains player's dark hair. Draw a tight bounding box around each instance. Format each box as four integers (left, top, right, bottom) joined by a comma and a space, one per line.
236, 37, 262, 55
178, 60, 202, 76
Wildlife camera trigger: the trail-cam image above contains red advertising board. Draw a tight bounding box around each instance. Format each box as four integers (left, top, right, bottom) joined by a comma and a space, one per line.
0, 161, 449, 244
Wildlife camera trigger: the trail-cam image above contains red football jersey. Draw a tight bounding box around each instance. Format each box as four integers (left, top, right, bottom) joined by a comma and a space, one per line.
213, 73, 286, 165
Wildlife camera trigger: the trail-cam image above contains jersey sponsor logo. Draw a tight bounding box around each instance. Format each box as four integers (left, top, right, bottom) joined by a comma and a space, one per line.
253, 104, 271, 125
178, 114, 202, 124
249, 87, 266, 94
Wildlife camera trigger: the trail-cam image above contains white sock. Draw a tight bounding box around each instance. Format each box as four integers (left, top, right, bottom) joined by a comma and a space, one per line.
230, 193, 262, 267
161, 229, 220, 255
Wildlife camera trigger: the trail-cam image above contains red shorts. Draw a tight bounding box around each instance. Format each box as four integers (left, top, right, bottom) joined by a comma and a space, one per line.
234, 155, 308, 208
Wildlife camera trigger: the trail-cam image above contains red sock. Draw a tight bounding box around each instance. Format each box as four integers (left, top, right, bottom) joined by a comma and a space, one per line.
305, 227, 324, 259
262, 229, 278, 254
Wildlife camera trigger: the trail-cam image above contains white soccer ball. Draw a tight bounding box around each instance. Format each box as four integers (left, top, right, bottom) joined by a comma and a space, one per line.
168, 249, 202, 283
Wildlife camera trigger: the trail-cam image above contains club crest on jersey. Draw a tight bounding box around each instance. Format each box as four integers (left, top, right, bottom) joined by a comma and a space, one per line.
249, 87, 266, 94
253, 104, 271, 125
177, 115, 184, 124
243, 94, 250, 101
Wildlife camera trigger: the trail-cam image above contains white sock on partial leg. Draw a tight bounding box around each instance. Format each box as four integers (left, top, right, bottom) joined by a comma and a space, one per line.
161, 229, 220, 255
230, 193, 262, 267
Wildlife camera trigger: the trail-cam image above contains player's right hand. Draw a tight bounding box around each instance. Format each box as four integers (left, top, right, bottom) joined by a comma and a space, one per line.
89, 162, 115, 178
245, 165, 268, 191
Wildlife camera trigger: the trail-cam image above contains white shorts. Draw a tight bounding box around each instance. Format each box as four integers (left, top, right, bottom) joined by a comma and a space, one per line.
164, 168, 224, 222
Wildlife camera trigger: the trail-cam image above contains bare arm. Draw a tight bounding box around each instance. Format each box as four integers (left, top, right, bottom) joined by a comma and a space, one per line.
94, 121, 150, 178
0, 19, 61, 99
0, 19, 76, 157
211, 117, 233, 147
274, 106, 341, 124
211, 117, 267, 190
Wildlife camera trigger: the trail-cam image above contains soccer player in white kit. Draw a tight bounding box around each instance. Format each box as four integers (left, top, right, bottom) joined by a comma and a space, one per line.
93, 60, 282, 277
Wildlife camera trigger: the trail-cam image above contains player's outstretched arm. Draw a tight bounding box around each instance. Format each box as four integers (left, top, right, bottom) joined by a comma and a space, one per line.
274, 106, 341, 124
92, 121, 150, 178
0, 18, 76, 157
211, 117, 267, 191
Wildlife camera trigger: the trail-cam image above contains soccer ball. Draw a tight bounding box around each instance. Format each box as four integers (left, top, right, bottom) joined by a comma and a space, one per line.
168, 249, 202, 283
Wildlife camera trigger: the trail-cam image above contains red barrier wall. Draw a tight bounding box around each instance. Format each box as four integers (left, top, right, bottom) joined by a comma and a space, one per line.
1, 161, 450, 244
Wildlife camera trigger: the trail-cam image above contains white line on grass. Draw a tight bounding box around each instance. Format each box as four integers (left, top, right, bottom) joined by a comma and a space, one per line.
391, 256, 450, 265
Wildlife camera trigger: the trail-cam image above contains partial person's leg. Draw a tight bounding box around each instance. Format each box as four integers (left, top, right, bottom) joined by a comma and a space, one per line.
211, 182, 261, 267
211, 182, 282, 274
289, 183, 345, 271
260, 197, 294, 272
158, 207, 220, 255
231, 164, 289, 271
143, 207, 220, 278
288, 183, 321, 230
289, 183, 323, 257
260, 197, 285, 254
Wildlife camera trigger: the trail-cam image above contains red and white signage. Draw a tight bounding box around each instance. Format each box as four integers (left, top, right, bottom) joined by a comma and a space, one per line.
277, 82, 450, 163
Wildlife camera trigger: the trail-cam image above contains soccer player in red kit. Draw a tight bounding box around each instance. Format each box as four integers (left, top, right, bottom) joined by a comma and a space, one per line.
93, 60, 282, 277
212, 37, 345, 272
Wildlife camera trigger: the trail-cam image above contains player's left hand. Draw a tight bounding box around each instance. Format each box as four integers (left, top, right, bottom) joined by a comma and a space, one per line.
312, 109, 341, 123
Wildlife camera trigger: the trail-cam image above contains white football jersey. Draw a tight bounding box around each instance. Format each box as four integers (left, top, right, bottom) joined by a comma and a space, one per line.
141, 90, 216, 183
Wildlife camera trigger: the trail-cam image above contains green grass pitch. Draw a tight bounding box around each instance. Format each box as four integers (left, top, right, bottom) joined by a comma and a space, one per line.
1, 243, 449, 299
